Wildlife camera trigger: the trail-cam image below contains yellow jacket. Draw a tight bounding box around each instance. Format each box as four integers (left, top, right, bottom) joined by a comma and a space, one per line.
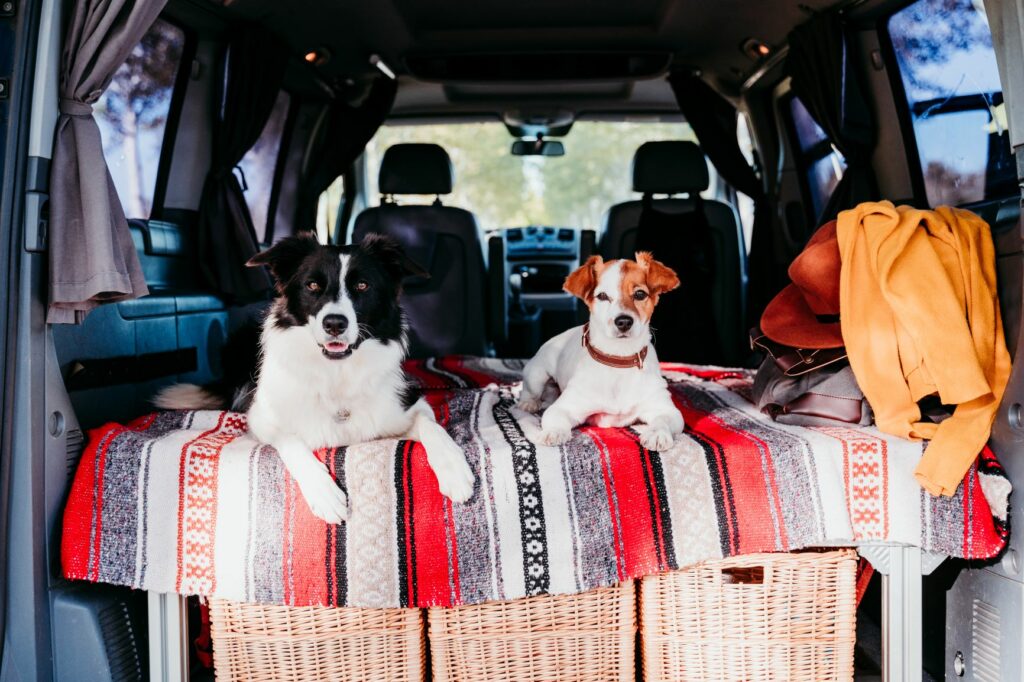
837, 201, 1010, 496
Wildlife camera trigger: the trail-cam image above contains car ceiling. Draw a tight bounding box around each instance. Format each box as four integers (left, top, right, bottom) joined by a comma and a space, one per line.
216, 0, 845, 117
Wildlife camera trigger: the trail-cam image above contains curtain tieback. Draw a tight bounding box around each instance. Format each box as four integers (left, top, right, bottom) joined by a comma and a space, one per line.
59, 98, 94, 117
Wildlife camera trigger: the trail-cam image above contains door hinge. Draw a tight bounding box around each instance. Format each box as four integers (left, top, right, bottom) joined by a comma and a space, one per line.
0, 79, 8, 100
0, 0, 14, 18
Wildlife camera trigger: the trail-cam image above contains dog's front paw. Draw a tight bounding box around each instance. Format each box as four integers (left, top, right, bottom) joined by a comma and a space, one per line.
636, 425, 675, 452
537, 426, 572, 446
517, 394, 543, 413
429, 441, 476, 503
294, 465, 349, 524
437, 460, 475, 503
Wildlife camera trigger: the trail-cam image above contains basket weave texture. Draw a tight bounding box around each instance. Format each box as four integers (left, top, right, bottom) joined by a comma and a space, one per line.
428, 580, 637, 682
640, 550, 858, 682
209, 599, 424, 682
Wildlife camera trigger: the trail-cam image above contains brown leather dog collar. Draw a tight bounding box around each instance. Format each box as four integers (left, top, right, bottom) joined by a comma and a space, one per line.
581, 323, 648, 370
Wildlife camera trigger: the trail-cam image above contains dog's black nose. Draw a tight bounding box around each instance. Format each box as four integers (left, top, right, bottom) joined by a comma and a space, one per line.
614, 315, 634, 332
322, 314, 348, 337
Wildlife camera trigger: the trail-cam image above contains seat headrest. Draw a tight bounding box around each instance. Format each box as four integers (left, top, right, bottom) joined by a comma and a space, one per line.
631, 141, 709, 194
379, 143, 454, 195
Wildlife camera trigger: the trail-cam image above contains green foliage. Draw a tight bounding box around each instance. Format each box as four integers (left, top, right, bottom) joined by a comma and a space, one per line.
364, 121, 695, 229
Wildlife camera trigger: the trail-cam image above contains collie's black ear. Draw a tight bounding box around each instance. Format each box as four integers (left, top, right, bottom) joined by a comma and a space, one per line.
359, 233, 430, 281
247, 233, 320, 289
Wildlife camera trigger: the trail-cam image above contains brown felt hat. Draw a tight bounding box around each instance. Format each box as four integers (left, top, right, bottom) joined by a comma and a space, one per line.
760, 220, 843, 349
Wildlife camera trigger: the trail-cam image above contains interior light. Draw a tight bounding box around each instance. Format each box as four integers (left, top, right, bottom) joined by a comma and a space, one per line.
304, 48, 331, 67
741, 38, 772, 61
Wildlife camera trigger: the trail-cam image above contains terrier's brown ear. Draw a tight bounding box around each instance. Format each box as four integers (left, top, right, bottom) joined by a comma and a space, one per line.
635, 251, 680, 297
563, 255, 605, 302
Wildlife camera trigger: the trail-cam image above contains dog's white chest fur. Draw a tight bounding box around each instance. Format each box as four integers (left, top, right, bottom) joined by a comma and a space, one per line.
518, 325, 685, 451
542, 326, 670, 413
247, 323, 411, 449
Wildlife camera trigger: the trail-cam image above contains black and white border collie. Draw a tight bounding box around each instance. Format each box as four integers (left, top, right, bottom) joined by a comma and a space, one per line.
155, 234, 475, 523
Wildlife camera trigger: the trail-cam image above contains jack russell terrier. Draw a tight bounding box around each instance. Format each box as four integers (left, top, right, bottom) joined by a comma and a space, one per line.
517, 252, 685, 450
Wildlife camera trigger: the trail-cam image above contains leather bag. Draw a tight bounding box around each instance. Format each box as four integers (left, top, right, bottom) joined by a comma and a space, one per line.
750, 328, 872, 427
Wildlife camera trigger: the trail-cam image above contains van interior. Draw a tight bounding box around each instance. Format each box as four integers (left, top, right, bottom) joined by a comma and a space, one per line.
0, 0, 1022, 680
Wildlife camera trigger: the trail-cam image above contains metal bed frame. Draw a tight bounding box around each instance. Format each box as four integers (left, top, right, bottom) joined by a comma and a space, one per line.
147, 543, 942, 682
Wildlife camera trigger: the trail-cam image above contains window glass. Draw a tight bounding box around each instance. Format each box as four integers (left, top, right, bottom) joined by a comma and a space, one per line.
888, 0, 1013, 205
787, 96, 846, 219
237, 90, 291, 243
364, 121, 705, 230
95, 18, 185, 219
317, 175, 345, 244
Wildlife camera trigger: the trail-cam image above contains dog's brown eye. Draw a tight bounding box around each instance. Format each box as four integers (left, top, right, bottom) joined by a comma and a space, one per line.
595, 292, 610, 302
634, 290, 648, 301
305, 281, 321, 293
355, 281, 369, 292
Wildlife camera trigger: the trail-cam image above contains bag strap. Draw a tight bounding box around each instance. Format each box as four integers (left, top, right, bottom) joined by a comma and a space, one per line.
749, 328, 847, 377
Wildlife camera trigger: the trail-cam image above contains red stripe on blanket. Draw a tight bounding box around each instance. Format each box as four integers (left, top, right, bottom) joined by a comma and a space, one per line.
593, 428, 662, 577
673, 397, 782, 556
63, 416, 161, 582
282, 448, 330, 606
969, 447, 1008, 557
409, 440, 457, 605
60, 424, 120, 581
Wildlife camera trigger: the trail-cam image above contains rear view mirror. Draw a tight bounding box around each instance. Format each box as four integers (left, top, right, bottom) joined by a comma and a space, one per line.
511, 139, 565, 156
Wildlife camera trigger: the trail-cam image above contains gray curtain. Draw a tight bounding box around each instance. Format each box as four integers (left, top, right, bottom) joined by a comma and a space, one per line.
48, 0, 168, 323
196, 26, 287, 300
292, 77, 397, 236
786, 12, 877, 223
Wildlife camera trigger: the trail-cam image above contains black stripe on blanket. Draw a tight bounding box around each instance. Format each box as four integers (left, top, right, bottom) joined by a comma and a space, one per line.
493, 387, 550, 596
395, 440, 417, 607
326, 446, 348, 607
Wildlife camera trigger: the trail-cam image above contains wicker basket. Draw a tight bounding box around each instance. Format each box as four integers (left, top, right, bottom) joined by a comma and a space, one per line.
209, 599, 424, 682
641, 550, 857, 682
428, 581, 636, 682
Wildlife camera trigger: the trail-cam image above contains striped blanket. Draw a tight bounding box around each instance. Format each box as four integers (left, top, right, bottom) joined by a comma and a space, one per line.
62, 357, 1009, 608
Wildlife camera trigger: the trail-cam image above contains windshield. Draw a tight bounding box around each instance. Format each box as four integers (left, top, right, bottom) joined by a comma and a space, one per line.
364, 120, 701, 230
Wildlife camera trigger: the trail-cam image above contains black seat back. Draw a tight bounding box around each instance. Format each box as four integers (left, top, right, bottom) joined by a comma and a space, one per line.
353, 143, 489, 358
599, 141, 747, 365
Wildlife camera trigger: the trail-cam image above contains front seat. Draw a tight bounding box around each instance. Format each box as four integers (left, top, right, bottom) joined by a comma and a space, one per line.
352, 143, 494, 358
599, 141, 747, 365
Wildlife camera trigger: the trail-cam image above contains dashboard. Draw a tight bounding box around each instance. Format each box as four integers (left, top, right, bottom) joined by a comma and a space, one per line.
495, 225, 596, 354
505, 225, 579, 259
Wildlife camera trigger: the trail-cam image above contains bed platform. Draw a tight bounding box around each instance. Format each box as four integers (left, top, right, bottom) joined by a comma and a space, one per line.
59, 357, 1010, 682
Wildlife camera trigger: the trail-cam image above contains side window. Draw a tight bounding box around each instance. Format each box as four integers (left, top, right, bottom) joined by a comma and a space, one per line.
237, 90, 291, 244
785, 95, 847, 222
888, 0, 1013, 206
316, 175, 345, 244
95, 18, 185, 219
